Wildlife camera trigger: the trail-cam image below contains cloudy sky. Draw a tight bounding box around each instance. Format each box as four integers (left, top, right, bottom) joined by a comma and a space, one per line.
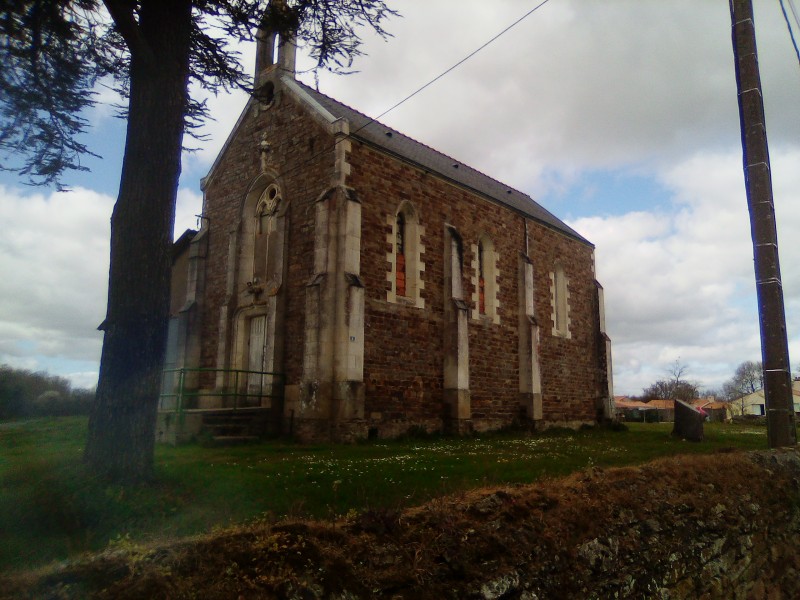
1, 0, 799, 395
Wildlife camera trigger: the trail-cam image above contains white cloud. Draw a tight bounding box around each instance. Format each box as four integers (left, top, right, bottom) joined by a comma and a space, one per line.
0, 184, 201, 387
0, 186, 112, 374
571, 147, 800, 395
175, 187, 204, 236
88, 79, 127, 126
182, 1, 798, 191
297, 0, 799, 192
5, 0, 800, 398
66, 370, 100, 390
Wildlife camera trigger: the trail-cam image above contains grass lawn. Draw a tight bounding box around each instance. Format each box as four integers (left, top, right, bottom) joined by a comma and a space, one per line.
0, 416, 779, 573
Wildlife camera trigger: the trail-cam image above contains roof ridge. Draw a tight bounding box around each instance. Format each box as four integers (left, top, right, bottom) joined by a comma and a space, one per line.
287, 79, 589, 245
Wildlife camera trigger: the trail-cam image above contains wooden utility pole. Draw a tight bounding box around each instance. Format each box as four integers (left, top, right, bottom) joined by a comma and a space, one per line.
730, 0, 797, 447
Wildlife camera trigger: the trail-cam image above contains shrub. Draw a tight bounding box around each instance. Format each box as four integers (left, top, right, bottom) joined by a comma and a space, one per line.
0, 364, 94, 419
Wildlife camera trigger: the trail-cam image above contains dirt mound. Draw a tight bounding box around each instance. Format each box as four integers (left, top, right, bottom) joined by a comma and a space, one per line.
4, 449, 800, 599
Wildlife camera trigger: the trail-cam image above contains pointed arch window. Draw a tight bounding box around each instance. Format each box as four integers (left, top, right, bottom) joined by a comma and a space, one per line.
253, 183, 282, 283
229, 175, 290, 403
257, 184, 281, 233
551, 263, 570, 338
478, 241, 486, 314
396, 211, 406, 297
256, 30, 282, 69
387, 202, 425, 308
471, 235, 500, 323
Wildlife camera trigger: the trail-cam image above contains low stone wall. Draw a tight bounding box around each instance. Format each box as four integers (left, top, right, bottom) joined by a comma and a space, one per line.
329, 448, 800, 599
5, 448, 800, 599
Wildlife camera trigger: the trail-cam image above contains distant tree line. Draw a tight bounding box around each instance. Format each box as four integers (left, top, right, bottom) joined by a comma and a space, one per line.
0, 365, 94, 420
721, 361, 763, 400
635, 360, 770, 407
639, 360, 701, 402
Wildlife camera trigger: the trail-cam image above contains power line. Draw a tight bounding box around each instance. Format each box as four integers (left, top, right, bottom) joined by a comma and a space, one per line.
264, 1, 553, 185
365, 0, 552, 127
779, 0, 800, 68
787, 0, 800, 30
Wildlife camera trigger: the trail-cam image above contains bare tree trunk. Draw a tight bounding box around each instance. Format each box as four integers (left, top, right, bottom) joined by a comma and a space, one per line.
84, 0, 193, 481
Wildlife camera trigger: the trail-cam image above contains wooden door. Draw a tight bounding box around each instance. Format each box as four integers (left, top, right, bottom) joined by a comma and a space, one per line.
246, 315, 267, 404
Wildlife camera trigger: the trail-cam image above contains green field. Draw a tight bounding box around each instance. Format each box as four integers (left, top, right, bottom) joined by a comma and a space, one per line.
0, 417, 777, 572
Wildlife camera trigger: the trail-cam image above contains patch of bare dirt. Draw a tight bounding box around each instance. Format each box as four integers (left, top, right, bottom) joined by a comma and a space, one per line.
4, 449, 800, 599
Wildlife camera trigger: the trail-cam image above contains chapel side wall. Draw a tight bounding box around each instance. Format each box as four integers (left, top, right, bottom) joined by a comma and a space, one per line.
463, 212, 522, 431
198, 92, 335, 392
530, 226, 602, 424
355, 152, 445, 432
350, 143, 602, 433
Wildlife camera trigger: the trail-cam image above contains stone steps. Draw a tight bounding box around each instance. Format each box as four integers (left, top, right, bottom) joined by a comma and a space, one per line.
200, 409, 272, 442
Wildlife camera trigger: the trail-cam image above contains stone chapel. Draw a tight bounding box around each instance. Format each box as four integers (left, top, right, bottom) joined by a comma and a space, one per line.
159, 28, 614, 443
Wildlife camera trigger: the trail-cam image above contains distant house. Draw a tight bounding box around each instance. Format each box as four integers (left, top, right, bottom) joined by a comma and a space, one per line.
690, 399, 730, 422
614, 397, 658, 422
646, 399, 675, 422
617, 397, 730, 423
730, 389, 766, 417
729, 380, 800, 417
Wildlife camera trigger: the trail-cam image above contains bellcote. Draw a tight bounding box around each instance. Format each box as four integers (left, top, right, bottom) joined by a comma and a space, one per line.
255, 0, 297, 87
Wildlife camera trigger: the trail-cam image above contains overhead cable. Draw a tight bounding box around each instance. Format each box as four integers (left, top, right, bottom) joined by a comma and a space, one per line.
779, 0, 800, 68
787, 0, 800, 30
364, 0, 553, 127
267, 1, 554, 184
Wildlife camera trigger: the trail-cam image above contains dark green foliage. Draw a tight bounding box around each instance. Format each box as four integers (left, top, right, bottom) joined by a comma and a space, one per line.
0, 364, 94, 419
0, 1, 112, 186
0, 0, 398, 186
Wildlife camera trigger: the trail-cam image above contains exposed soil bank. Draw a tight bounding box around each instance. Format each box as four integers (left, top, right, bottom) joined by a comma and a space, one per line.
4, 448, 800, 599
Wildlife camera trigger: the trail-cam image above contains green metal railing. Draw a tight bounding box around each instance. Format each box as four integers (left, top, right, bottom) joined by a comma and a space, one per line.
159, 367, 284, 421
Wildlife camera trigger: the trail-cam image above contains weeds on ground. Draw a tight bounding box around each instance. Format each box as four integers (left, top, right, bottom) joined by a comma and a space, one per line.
0, 416, 782, 573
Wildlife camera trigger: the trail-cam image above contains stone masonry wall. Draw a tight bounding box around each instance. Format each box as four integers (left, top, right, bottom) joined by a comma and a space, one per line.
198, 83, 334, 389
196, 78, 605, 438
349, 142, 603, 435
531, 225, 602, 425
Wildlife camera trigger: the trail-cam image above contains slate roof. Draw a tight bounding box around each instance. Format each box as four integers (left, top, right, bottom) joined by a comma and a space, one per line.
295, 81, 590, 245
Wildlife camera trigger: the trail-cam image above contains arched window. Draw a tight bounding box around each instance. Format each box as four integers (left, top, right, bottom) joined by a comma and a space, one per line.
272, 35, 281, 64
253, 183, 282, 282
396, 211, 406, 297
256, 31, 281, 68
471, 235, 499, 323
551, 263, 570, 338
478, 241, 486, 314
257, 184, 281, 232
386, 202, 424, 308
